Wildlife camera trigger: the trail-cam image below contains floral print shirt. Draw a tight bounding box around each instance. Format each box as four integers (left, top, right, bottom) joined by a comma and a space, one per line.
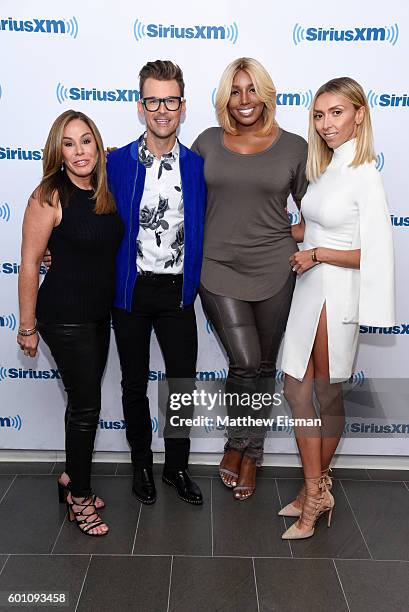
136, 133, 184, 273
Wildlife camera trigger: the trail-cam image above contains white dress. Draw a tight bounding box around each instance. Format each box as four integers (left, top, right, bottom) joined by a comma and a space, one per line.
281, 138, 395, 382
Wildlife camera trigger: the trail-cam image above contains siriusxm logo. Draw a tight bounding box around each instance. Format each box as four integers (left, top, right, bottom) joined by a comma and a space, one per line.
293, 23, 399, 45
205, 319, 214, 334
1, 262, 46, 275
133, 19, 238, 43
149, 369, 227, 381
367, 90, 409, 108
0, 16, 78, 38
360, 324, 409, 335
376, 152, 385, 171
0, 202, 11, 222
0, 367, 61, 381
0, 147, 43, 161
0, 313, 17, 331
344, 421, 409, 435
276, 369, 365, 384
391, 215, 409, 228
0, 414, 22, 430
99, 417, 158, 432
56, 83, 140, 104
211, 88, 312, 108
287, 210, 301, 225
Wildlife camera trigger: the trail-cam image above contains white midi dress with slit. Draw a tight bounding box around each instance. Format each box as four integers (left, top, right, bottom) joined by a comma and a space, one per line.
281, 139, 395, 382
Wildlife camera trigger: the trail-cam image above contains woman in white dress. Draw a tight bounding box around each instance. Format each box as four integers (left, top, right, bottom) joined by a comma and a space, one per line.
279, 77, 395, 539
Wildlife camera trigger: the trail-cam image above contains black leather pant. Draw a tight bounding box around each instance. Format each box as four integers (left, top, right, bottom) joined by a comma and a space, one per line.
200, 276, 294, 465
38, 318, 110, 496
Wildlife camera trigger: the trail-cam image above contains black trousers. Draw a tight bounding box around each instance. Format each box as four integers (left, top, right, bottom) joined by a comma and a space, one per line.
112, 274, 197, 470
199, 276, 294, 465
38, 318, 110, 497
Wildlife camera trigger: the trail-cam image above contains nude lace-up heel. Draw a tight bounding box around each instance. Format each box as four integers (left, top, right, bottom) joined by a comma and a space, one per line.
281, 475, 334, 540
278, 467, 332, 517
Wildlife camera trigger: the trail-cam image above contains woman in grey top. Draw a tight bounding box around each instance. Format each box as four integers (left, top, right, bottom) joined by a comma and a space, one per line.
192, 58, 308, 499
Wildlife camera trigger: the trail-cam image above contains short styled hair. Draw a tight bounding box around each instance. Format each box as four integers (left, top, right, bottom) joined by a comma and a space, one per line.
307, 77, 376, 182
139, 60, 185, 97
215, 57, 278, 136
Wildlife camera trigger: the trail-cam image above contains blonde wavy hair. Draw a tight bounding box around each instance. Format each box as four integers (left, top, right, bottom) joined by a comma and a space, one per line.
215, 57, 278, 136
35, 110, 115, 214
307, 77, 376, 182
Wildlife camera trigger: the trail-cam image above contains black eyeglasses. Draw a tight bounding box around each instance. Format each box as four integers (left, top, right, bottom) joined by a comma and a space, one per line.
141, 96, 184, 112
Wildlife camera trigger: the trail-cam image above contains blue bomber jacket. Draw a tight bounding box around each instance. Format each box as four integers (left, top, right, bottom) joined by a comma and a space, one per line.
106, 137, 206, 311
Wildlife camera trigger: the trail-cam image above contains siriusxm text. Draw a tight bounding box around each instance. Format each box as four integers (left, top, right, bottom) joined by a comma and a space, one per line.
1, 17, 65, 34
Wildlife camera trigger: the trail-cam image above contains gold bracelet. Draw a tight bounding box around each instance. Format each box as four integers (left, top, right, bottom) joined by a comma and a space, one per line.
311, 248, 320, 263
18, 326, 37, 337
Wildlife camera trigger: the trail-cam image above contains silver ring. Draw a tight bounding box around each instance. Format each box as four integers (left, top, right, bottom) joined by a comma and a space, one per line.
292, 266, 296, 272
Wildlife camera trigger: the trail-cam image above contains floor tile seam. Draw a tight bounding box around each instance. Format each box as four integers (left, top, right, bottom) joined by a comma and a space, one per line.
1, 473, 406, 483
0, 554, 10, 578
332, 559, 352, 612
50, 513, 69, 555
3, 553, 409, 562
166, 555, 174, 612
274, 478, 293, 558
339, 480, 374, 560
74, 554, 92, 612
131, 504, 143, 555
0, 475, 17, 505
251, 557, 261, 612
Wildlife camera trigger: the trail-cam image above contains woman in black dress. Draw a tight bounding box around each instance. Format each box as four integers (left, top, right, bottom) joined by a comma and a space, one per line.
17, 110, 123, 536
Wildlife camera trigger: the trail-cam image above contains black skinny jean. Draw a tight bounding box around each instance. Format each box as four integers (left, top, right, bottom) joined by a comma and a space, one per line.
200, 275, 294, 465
38, 318, 110, 497
112, 274, 197, 470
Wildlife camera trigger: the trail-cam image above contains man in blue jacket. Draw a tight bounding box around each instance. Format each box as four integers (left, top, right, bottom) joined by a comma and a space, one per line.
107, 60, 206, 505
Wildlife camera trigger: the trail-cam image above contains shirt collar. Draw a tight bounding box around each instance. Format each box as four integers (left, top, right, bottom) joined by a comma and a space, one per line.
138, 132, 179, 168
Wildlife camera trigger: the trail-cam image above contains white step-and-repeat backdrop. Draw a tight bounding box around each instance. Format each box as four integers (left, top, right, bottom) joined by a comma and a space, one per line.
1, 0, 408, 456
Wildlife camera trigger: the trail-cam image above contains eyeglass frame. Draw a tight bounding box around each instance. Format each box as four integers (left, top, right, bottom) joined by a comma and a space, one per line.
141, 96, 185, 112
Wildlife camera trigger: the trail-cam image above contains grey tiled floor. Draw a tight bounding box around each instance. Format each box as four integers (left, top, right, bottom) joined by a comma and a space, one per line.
0, 462, 408, 611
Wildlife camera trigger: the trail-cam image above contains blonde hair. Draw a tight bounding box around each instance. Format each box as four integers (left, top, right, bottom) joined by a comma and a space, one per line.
307, 77, 376, 182
35, 110, 115, 214
215, 57, 278, 136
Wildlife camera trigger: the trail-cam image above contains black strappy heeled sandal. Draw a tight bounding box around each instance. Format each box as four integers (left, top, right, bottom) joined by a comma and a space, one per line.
58, 477, 105, 509
66, 495, 109, 537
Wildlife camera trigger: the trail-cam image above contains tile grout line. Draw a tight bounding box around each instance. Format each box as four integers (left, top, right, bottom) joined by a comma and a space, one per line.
0, 475, 17, 505
0, 473, 406, 483
3, 552, 409, 562
333, 559, 351, 612
131, 503, 143, 555
166, 555, 174, 612
74, 554, 92, 612
274, 478, 292, 557
210, 477, 214, 557
0, 554, 10, 578
339, 480, 373, 560
252, 557, 261, 612
50, 513, 69, 555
